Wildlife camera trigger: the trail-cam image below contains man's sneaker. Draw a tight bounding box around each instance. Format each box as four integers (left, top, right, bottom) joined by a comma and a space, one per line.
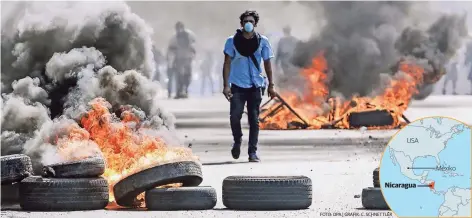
231, 143, 241, 159
248, 153, 260, 162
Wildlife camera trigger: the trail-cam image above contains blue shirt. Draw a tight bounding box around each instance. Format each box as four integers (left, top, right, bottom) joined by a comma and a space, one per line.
223, 32, 274, 88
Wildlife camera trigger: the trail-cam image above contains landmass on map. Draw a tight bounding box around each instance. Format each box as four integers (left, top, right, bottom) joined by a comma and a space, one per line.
380, 117, 471, 217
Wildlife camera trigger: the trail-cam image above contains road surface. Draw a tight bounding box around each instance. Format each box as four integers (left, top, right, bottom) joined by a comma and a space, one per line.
1, 143, 392, 218
2, 95, 471, 218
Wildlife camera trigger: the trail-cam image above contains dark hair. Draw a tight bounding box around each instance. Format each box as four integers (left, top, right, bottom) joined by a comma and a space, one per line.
239, 10, 259, 25
283, 26, 291, 33
175, 21, 184, 29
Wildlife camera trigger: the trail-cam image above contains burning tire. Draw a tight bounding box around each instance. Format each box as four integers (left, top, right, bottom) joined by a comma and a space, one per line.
19, 176, 109, 211
347, 110, 395, 128
361, 187, 389, 210
113, 161, 203, 207
222, 176, 312, 210
1, 154, 33, 184
42, 156, 105, 178
373, 168, 380, 188
145, 186, 217, 210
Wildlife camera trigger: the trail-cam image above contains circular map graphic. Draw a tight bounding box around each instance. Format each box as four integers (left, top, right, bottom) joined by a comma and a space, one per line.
380, 116, 471, 217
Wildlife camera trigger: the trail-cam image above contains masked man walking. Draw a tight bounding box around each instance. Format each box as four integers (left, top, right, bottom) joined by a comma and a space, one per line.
222, 10, 277, 162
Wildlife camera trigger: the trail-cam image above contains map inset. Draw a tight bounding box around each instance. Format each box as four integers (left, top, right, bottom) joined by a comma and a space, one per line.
380, 117, 471, 217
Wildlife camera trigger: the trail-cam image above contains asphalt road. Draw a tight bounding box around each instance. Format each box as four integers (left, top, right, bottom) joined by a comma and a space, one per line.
1, 143, 393, 218
2, 95, 471, 218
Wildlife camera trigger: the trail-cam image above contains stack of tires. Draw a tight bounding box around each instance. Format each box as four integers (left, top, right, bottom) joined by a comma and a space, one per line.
20, 156, 109, 211
1, 154, 33, 205
373, 167, 380, 188
222, 176, 312, 210
113, 160, 217, 210
361, 167, 389, 210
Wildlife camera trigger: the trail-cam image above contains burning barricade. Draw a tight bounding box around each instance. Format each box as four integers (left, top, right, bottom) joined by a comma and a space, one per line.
260, 54, 419, 130
260, 10, 468, 130
0, 2, 214, 211
1, 98, 214, 211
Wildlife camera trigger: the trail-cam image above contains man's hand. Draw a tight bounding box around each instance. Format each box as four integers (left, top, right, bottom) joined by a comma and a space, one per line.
267, 85, 277, 99
223, 86, 232, 101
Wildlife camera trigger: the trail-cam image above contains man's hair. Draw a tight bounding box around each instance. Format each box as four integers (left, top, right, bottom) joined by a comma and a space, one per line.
239, 10, 260, 25
175, 21, 184, 29
283, 26, 291, 34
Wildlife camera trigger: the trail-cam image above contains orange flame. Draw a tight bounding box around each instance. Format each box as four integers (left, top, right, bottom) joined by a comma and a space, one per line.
47, 98, 197, 207
261, 53, 425, 129
71, 98, 198, 203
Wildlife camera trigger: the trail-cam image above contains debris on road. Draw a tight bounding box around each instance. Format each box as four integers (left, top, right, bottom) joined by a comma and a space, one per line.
1, 154, 33, 185
145, 186, 217, 210
259, 93, 310, 129
361, 187, 389, 210
222, 176, 312, 210
113, 160, 203, 207
42, 156, 105, 178
19, 176, 109, 211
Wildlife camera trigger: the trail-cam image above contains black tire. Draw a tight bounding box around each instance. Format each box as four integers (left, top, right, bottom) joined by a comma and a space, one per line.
145, 186, 217, 210
373, 181, 380, 188
113, 161, 203, 207
373, 168, 379, 177
42, 156, 105, 178
1, 154, 33, 184
19, 176, 109, 211
361, 187, 389, 210
347, 110, 394, 128
222, 176, 312, 210
373, 168, 380, 188
1, 183, 20, 204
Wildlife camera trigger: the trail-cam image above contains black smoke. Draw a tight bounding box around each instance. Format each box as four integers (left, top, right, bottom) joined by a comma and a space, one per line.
1, 2, 176, 173
291, 2, 468, 98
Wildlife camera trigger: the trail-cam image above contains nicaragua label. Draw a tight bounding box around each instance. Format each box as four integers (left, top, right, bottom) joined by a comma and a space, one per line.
384, 182, 417, 189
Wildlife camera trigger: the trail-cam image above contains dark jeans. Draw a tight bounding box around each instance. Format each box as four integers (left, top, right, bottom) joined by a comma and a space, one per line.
230, 85, 263, 155
175, 60, 192, 97
169, 58, 192, 98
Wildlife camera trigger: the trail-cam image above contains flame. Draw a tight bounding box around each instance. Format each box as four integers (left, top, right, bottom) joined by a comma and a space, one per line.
79, 98, 198, 203
50, 97, 198, 207
260, 52, 425, 129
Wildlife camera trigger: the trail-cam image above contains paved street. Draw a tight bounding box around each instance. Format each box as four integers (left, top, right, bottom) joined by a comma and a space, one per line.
2, 143, 391, 218
2, 95, 471, 218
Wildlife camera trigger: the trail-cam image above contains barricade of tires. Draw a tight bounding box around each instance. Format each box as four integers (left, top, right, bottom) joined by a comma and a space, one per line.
1, 154, 33, 205
113, 160, 217, 210
2, 154, 314, 211
114, 162, 312, 210
1, 154, 109, 211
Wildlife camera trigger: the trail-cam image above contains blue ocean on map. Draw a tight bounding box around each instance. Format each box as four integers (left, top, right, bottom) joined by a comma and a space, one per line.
412, 156, 437, 176
381, 148, 444, 217
434, 127, 471, 190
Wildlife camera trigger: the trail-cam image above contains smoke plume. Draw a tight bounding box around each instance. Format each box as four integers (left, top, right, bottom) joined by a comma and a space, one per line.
1, 1, 176, 173
291, 2, 468, 98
